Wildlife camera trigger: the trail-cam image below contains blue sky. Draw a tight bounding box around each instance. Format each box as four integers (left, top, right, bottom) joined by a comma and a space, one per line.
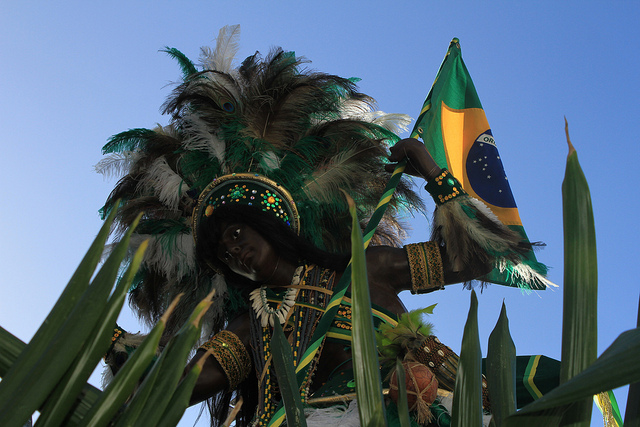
1, 2, 638, 425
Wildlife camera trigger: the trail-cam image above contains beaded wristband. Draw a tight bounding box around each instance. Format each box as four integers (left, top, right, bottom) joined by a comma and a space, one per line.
404, 242, 445, 294
104, 325, 124, 360
424, 169, 467, 206
200, 330, 252, 390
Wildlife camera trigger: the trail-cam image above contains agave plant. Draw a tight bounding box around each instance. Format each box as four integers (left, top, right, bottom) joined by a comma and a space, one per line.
0, 206, 214, 427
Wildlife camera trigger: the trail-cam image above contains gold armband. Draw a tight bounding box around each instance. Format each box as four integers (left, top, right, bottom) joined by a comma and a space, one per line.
200, 330, 252, 390
404, 242, 445, 294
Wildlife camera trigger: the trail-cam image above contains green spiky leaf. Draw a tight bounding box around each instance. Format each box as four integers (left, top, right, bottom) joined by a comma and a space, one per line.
452, 290, 483, 427
487, 302, 516, 426
560, 122, 597, 425
271, 320, 307, 427
347, 193, 386, 426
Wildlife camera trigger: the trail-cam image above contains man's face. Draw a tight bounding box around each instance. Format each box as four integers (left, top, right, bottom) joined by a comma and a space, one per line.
216, 222, 279, 282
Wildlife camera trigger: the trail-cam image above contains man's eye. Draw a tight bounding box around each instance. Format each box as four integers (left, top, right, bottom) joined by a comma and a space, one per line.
233, 228, 241, 238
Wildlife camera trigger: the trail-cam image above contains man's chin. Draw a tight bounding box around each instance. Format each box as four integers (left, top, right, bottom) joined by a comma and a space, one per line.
234, 269, 260, 282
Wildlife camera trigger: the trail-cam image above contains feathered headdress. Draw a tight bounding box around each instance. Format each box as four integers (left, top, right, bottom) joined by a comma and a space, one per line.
96, 25, 423, 339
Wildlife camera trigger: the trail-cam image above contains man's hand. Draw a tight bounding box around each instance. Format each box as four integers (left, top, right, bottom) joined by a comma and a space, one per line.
386, 138, 441, 181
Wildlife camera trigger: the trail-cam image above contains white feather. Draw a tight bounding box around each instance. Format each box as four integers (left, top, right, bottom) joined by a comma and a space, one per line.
181, 111, 226, 164
303, 147, 370, 203
203, 70, 242, 98
101, 366, 114, 389
339, 99, 374, 119
198, 274, 229, 341
137, 232, 196, 282
200, 24, 241, 73
495, 259, 558, 290
305, 400, 361, 427
372, 113, 413, 135
156, 123, 178, 136
94, 151, 138, 179
139, 158, 190, 211
128, 235, 147, 253
99, 242, 117, 262
339, 101, 412, 135
467, 197, 502, 225
259, 151, 281, 171
174, 234, 197, 280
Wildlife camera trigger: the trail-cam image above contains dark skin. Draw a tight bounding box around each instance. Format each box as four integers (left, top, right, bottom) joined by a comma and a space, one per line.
186, 138, 491, 405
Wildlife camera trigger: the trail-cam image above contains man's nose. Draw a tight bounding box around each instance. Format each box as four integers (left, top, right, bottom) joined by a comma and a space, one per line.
228, 243, 242, 255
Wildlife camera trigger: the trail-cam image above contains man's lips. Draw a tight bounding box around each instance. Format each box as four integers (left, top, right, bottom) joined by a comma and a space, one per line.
238, 249, 253, 269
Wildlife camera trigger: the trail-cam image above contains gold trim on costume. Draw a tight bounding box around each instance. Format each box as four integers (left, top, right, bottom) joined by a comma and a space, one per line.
200, 330, 252, 391
404, 242, 445, 294
192, 173, 300, 244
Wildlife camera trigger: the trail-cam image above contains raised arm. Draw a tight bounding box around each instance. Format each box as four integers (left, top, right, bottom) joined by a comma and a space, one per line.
372, 137, 526, 294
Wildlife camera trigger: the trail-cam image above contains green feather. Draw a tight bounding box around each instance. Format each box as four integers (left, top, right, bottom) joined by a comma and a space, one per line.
178, 150, 221, 190
161, 47, 198, 80
102, 128, 156, 154
377, 306, 437, 364
136, 219, 189, 236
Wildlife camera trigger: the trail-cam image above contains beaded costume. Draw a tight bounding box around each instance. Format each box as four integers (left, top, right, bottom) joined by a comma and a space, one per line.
249, 265, 336, 424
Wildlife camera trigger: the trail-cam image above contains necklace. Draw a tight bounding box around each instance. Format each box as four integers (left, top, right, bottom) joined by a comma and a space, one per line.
249, 265, 304, 328
249, 265, 336, 424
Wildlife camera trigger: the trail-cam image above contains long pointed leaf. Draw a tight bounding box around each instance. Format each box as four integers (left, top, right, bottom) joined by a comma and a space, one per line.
78, 296, 180, 427
507, 326, 640, 417
0, 327, 102, 425
113, 295, 203, 426
271, 320, 307, 427
560, 122, 598, 426
452, 290, 483, 427
0, 326, 26, 378
394, 359, 411, 427
346, 194, 386, 427
625, 295, 640, 426
113, 343, 166, 426
0, 212, 140, 426
35, 240, 148, 427
0, 206, 118, 404
157, 349, 211, 427
134, 293, 213, 426
487, 302, 517, 426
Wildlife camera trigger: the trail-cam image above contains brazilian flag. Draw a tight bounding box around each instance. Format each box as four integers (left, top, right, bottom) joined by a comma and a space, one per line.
411, 38, 548, 289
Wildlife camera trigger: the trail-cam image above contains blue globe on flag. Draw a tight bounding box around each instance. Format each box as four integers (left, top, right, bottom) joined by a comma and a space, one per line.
466, 130, 517, 209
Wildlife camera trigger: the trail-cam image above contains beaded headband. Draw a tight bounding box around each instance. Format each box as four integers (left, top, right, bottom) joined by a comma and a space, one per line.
192, 173, 301, 243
